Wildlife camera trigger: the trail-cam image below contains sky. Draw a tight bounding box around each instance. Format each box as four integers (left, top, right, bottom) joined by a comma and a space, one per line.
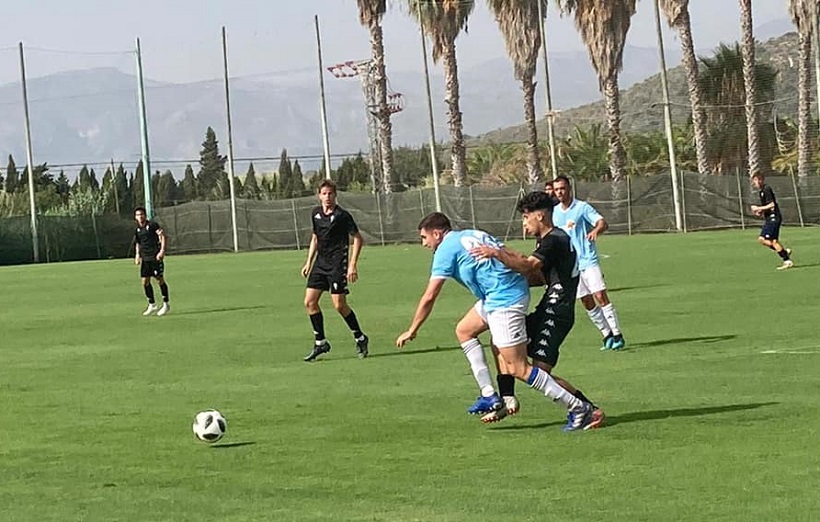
0, 0, 793, 86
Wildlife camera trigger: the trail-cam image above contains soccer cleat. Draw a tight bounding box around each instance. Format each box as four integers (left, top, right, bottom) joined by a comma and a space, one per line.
483, 396, 518, 423
156, 303, 170, 316
303, 342, 331, 362
563, 403, 594, 432
585, 408, 606, 430
355, 334, 369, 359
467, 393, 504, 416
503, 395, 520, 416
777, 260, 794, 270
609, 334, 626, 350
142, 303, 158, 316
600, 334, 614, 351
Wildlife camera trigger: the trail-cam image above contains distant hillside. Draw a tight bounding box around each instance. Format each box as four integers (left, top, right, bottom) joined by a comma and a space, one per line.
475, 32, 810, 145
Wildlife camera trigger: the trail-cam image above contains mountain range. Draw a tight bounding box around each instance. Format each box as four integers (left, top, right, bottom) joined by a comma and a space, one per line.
0, 44, 680, 175
0, 16, 800, 176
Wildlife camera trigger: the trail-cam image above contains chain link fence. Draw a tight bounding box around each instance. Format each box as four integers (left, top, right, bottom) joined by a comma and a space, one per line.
4, 171, 815, 264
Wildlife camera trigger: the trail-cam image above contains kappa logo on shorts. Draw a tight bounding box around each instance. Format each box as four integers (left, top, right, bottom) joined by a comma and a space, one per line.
333, 282, 338, 290
539, 339, 550, 346
535, 349, 547, 357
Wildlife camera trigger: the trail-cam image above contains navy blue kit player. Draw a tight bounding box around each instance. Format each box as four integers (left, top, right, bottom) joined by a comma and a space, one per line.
302, 180, 369, 362
750, 172, 793, 270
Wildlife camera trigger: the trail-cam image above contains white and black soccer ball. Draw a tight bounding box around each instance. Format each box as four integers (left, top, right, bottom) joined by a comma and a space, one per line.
192, 410, 227, 443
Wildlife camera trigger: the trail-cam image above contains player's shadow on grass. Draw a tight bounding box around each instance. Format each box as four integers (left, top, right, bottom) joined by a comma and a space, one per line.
607, 283, 669, 293
792, 262, 820, 270
628, 334, 736, 349
493, 402, 777, 431
370, 345, 463, 358
175, 305, 268, 316
210, 441, 256, 449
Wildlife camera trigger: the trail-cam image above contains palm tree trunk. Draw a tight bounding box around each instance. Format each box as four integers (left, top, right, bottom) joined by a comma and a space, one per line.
675, 11, 710, 176
370, 23, 395, 194
739, 0, 761, 176
797, 30, 811, 179
602, 75, 626, 181
442, 42, 466, 187
522, 74, 543, 186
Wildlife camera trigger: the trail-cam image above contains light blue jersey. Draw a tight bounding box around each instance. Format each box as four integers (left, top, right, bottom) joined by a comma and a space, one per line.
553, 199, 604, 271
430, 230, 529, 312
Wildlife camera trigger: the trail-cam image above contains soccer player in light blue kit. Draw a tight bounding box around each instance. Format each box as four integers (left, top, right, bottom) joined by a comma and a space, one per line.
396, 212, 594, 430
551, 176, 626, 350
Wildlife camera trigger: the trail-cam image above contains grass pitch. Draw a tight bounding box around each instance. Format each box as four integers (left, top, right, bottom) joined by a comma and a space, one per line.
1, 228, 819, 521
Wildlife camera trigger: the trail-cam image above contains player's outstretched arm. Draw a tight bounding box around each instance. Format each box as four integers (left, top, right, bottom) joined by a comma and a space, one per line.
396, 278, 446, 348
470, 245, 542, 277
347, 232, 363, 283
301, 234, 318, 278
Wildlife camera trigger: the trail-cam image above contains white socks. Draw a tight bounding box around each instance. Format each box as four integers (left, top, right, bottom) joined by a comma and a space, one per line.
461, 339, 496, 397
586, 306, 612, 338
527, 367, 584, 411
601, 303, 622, 336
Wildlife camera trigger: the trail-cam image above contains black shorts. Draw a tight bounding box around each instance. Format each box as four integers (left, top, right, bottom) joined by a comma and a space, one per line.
307, 269, 348, 294
140, 259, 165, 278
760, 219, 781, 240
526, 309, 573, 367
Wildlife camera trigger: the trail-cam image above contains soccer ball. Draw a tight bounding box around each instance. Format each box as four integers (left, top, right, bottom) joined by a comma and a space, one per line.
192, 410, 227, 443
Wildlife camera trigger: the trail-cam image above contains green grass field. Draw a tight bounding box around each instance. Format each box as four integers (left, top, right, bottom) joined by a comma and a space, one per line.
2, 228, 819, 521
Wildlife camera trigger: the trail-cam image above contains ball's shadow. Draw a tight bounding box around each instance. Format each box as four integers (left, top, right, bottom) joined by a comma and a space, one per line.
210, 441, 256, 449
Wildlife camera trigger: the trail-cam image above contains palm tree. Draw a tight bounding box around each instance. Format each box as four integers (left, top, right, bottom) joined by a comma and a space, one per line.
698, 44, 777, 175
787, 0, 814, 180
487, 0, 545, 186
558, 0, 636, 182
658, 0, 710, 175
408, 0, 474, 187
356, 0, 395, 193
739, 0, 761, 176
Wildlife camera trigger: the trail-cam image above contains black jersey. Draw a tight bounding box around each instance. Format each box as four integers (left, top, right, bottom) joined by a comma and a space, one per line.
311, 205, 359, 273
531, 227, 579, 320
135, 220, 163, 260
758, 185, 782, 221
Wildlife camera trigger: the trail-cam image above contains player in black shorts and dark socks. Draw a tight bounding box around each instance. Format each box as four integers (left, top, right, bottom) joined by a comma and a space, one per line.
134, 206, 170, 316
470, 191, 604, 429
301, 180, 369, 362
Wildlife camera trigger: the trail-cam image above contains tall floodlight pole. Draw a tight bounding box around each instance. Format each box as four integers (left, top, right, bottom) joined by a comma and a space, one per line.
18, 42, 39, 262
654, 0, 683, 232
536, 0, 558, 180
135, 38, 153, 218
418, 7, 441, 212
315, 15, 333, 179
813, 4, 820, 132
222, 26, 239, 252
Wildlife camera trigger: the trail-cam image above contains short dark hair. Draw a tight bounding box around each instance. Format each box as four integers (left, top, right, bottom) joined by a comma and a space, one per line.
554, 175, 571, 187
134, 206, 147, 215
544, 180, 554, 188
517, 191, 555, 214
418, 212, 452, 231
318, 179, 337, 193
751, 171, 764, 180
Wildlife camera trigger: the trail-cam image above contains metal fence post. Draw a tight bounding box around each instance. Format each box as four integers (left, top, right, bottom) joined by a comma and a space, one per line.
291, 198, 301, 250
626, 175, 633, 235
418, 188, 425, 218
375, 192, 385, 246
735, 167, 746, 230
789, 169, 805, 227
469, 184, 477, 229
680, 171, 688, 233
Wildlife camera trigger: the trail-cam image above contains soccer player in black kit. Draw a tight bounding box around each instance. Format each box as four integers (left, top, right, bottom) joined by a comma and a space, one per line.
134, 207, 170, 316
470, 191, 604, 430
751, 172, 793, 270
302, 180, 369, 362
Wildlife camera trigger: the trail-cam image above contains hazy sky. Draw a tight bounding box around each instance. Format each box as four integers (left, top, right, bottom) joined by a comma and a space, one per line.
0, 1, 792, 85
